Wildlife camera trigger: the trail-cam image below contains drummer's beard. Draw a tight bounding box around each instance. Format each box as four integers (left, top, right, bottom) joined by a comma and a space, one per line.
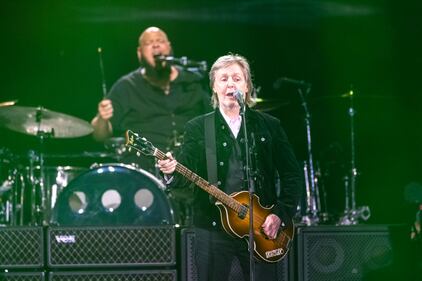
141, 56, 172, 81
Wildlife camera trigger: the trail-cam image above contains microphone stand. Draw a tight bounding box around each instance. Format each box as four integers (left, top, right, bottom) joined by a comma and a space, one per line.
239, 103, 256, 281
298, 86, 320, 225
276, 78, 320, 225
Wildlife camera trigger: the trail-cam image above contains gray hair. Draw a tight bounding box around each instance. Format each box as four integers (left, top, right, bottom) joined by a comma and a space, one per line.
209, 54, 255, 108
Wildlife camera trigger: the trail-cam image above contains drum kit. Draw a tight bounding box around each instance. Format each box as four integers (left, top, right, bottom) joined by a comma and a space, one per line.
0, 103, 176, 227
1, 85, 374, 228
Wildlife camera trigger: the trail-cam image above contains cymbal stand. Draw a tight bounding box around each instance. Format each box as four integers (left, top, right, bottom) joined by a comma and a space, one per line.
315, 161, 330, 223
298, 86, 320, 225
30, 107, 54, 225
337, 91, 370, 225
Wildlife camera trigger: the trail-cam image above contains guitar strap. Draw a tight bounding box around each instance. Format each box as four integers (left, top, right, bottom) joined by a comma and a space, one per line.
204, 112, 218, 187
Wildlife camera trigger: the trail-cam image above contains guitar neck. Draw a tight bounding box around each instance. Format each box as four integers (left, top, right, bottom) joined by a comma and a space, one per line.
154, 149, 243, 212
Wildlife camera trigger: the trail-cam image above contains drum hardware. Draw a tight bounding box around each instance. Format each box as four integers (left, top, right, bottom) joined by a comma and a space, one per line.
0, 199, 11, 226
104, 137, 127, 159
293, 81, 320, 225
51, 164, 175, 226
274, 77, 322, 224
337, 175, 353, 225
251, 98, 290, 112
26, 148, 46, 225
0, 105, 93, 138
314, 162, 331, 223
0, 174, 14, 194
0, 148, 24, 226
0, 173, 15, 225
0, 105, 94, 225
249, 86, 290, 112
337, 89, 370, 225
0, 99, 18, 107
168, 130, 183, 150
23, 161, 87, 225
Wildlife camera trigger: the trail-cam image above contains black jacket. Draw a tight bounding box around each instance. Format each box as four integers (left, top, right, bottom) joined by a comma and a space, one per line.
171, 108, 303, 229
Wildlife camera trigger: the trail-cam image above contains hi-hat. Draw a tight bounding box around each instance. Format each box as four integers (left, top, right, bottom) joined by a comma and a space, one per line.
0, 106, 93, 138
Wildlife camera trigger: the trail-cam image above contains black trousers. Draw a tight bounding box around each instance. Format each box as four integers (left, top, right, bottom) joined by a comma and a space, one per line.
194, 227, 278, 281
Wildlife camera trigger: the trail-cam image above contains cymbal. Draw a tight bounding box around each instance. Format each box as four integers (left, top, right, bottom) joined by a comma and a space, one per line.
311, 92, 393, 101
0, 100, 18, 107
0, 106, 93, 138
252, 98, 290, 112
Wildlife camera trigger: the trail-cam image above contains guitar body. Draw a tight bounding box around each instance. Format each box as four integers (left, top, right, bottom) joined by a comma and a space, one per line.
216, 191, 294, 263
125, 130, 294, 263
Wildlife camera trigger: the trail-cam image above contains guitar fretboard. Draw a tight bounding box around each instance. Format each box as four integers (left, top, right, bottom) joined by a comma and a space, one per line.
154, 149, 245, 213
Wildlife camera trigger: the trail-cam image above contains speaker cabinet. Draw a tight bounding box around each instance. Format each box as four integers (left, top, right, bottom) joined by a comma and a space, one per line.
0, 272, 44, 281
47, 225, 176, 268
181, 228, 291, 281
296, 225, 403, 281
0, 227, 44, 269
48, 270, 177, 281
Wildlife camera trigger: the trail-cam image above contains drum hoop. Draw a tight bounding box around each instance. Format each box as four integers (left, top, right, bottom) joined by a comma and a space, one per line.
90, 162, 137, 170
52, 162, 175, 226
30, 165, 87, 171
88, 163, 166, 191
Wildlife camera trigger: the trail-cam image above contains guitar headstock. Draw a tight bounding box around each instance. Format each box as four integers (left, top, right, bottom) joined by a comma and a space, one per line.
125, 130, 156, 156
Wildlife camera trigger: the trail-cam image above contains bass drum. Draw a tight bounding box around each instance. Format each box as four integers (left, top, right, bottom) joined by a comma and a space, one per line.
51, 164, 175, 226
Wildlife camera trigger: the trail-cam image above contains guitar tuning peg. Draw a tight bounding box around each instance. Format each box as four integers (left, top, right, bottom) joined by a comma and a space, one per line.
136, 151, 141, 157
128, 147, 132, 152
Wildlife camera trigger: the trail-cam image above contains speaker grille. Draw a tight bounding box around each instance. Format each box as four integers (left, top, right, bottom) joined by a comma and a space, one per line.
48, 226, 176, 268
181, 229, 197, 281
0, 227, 44, 269
49, 270, 177, 281
181, 228, 290, 281
0, 272, 44, 281
298, 226, 393, 281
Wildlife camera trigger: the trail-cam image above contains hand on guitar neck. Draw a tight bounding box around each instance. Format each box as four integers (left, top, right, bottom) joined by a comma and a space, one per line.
157, 152, 177, 175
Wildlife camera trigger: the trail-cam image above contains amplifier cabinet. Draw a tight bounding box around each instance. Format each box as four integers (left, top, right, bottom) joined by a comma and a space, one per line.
0, 226, 44, 269
48, 270, 177, 281
47, 225, 176, 268
296, 225, 399, 281
0, 272, 44, 281
180, 228, 292, 281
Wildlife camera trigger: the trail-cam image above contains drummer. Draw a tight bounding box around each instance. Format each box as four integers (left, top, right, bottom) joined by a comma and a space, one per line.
91, 26, 211, 173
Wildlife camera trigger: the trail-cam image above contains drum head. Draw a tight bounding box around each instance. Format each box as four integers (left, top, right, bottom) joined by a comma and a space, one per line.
51, 164, 174, 226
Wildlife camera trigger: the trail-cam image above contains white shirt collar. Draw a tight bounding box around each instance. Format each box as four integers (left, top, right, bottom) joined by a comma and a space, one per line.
219, 107, 242, 138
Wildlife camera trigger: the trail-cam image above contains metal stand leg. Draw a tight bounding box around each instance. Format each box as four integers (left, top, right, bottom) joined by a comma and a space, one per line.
298, 87, 320, 226
337, 89, 370, 225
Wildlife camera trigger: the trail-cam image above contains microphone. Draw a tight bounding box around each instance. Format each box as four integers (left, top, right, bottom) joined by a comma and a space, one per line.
273, 77, 311, 89
154, 55, 176, 63
233, 90, 245, 107
154, 55, 207, 71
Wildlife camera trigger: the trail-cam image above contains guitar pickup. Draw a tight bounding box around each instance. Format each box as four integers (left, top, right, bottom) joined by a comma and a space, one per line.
238, 205, 248, 219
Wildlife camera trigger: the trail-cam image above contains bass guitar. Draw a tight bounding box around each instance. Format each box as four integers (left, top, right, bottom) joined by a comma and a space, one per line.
125, 130, 294, 263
